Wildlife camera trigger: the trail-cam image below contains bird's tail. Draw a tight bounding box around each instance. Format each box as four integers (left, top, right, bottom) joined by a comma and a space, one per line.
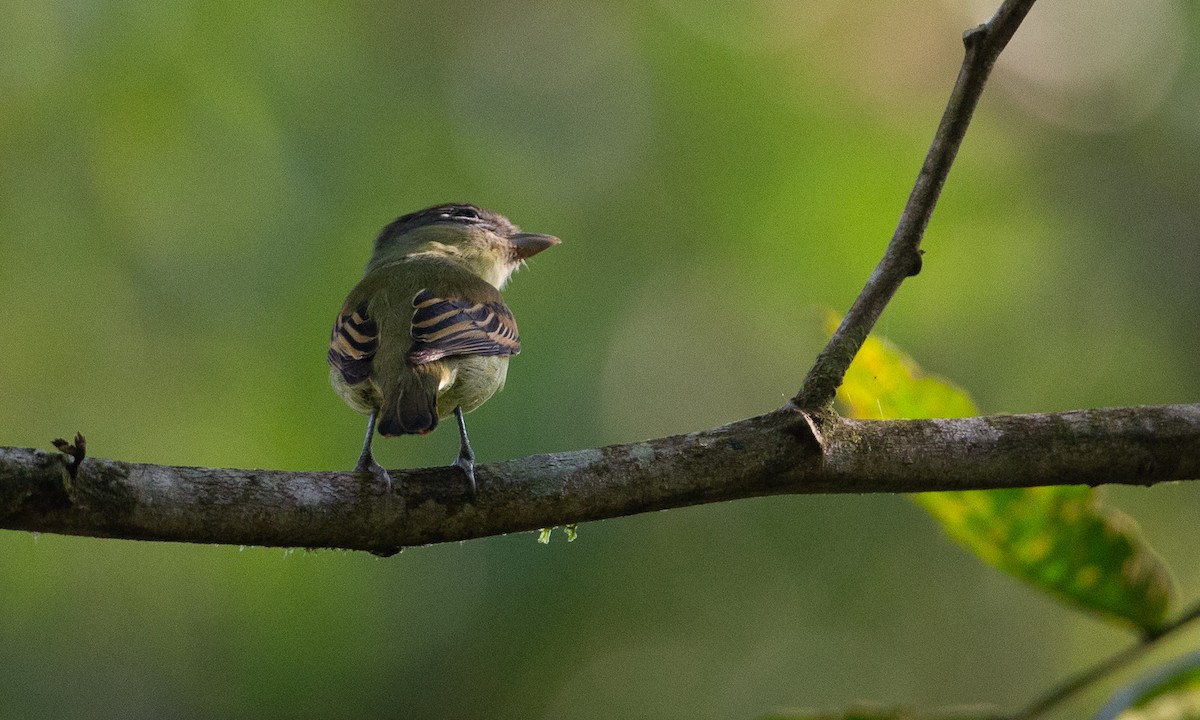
378, 369, 440, 436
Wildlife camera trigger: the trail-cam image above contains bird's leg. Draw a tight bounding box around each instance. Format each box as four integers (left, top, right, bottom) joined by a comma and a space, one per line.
452, 406, 477, 495
354, 409, 393, 492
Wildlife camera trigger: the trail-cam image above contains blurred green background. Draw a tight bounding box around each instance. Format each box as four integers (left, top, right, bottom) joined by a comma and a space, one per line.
2, 1, 1198, 718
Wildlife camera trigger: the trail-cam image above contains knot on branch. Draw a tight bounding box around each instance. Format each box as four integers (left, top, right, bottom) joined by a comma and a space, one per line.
907, 249, 924, 277
963, 23, 989, 51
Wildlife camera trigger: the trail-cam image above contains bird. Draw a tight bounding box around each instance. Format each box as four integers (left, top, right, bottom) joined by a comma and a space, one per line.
327, 203, 560, 494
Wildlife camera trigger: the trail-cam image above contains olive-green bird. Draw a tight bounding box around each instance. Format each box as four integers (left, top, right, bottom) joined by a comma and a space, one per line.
328, 204, 560, 493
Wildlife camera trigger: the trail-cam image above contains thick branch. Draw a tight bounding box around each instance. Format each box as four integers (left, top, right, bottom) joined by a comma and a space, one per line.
794, 0, 1038, 409
2, 403, 1197, 555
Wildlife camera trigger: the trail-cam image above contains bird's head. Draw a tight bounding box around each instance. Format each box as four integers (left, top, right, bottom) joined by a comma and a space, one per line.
368, 203, 560, 288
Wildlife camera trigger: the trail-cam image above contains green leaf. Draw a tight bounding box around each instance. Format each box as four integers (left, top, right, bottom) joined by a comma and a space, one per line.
832, 315, 1174, 632
912, 487, 1171, 632
1096, 649, 1200, 720
833, 321, 977, 422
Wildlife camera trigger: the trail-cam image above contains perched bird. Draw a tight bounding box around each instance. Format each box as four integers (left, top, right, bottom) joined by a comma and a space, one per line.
328, 203, 560, 493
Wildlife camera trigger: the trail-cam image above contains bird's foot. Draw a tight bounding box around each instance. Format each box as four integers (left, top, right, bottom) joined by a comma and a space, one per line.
354, 457, 394, 494
453, 453, 477, 496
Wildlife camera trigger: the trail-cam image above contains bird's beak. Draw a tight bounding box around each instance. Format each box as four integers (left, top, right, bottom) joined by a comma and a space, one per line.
509, 232, 561, 260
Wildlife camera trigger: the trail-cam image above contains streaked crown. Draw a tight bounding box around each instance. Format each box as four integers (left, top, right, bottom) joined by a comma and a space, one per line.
374, 204, 517, 254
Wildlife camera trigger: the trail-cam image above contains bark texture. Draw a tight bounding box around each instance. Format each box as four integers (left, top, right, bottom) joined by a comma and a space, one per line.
3, 404, 1197, 554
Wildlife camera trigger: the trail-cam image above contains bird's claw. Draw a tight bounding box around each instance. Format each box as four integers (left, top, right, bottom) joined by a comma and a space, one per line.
454, 455, 477, 496
355, 458, 394, 494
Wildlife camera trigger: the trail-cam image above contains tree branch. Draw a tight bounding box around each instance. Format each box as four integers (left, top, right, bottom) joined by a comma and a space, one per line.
3, 403, 1197, 555
6, 0, 1184, 565
794, 0, 1039, 410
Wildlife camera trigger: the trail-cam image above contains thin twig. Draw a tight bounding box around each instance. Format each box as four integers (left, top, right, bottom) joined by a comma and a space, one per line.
793, 0, 1039, 410
1010, 601, 1200, 720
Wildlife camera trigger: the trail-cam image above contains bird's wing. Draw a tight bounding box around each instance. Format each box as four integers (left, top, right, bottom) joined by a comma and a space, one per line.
407, 289, 521, 365
328, 300, 378, 385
